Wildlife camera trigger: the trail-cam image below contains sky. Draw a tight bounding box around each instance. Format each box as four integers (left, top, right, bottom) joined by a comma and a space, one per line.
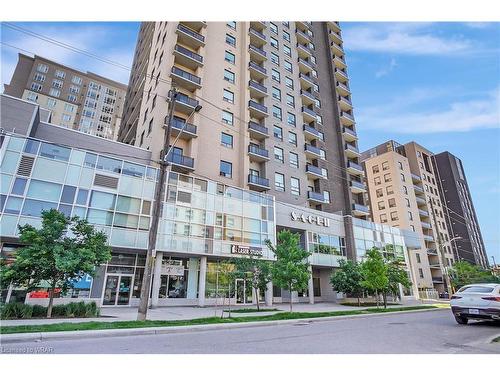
1, 21, 499, 263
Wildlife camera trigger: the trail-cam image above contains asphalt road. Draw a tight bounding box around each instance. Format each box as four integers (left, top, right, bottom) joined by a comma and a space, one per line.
1, 309, 499, 354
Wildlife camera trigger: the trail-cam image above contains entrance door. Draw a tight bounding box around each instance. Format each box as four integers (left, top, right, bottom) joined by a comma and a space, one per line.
102, 275, 132, 306
116, 276, 132, 305
235, 279, 253, 304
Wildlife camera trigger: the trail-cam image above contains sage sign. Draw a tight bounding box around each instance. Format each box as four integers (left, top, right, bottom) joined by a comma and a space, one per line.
290, 211, 330, 227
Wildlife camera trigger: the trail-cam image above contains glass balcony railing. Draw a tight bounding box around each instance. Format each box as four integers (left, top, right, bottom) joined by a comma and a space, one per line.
308, 191, 327, 203
340, 111, 355, 121
177, 24, 205, 43
303, 124, 323, 139
350, 180, 366, 190
171, 66, 202, 85
248, 174, 270, 187
352, 203, 369, 213
248, 144, 269, 158
174, 44, 204, 63
304, 143, 322, 156
300, 89, 316, 100
345, 143, 359, 154
249, 80, 268, 93
302, 106, 317, 118
248, 121, 269, 135
248, 100, 268, 113
343, 127, 357, 137
347, 161, 363, 172
299, 72, 316, 84
167, 153, 194, 168
306, 164, 327, 177
248, 61, 267, 75
249, 44, 266, 57
171, 117, 197, 135
249, 28, 266, 40
175, 92, 199, 108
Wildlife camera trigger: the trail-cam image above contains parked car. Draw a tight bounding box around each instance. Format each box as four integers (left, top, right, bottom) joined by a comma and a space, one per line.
450, 283, 500, 324
439, 291, 450, 299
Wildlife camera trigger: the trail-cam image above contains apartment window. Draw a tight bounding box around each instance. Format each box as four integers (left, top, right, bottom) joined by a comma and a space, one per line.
33, 73, 45, 82
64, 103, 74, 112
47, 98, 57, 107
283, 44, 292, 57
273, 125, 283, 140
403, 186, 408, 195
274, 147, 284, 163
286, 94, 295, 108
68, 95, 77, 103
54, 70, 66, 79
221, 132, 233, 148
72, 76, 82, 85
386, 185, 394, 195
316, 115, 323, 125
290, 177, 300, 196
272, 106, 282, 120
289, 152, 299, 168
323, 191, 330, 203
224, 51, 235, 64
270, 36, 279, 49
140, 131, 145, 146
69, 85, 80, 94
270, 22, 278, 34
390, 211, 398, 221
223, 89, 234, 104
37, 63, 49, 73
284, 60, 293, 73
272, 86, 281, 101
288, 132, 297, 146
388, 198, 396, 208
401, 173, 406, 182
382, 161, 389, 170
49, 88, 60, 97
384, 173, 391, 183
287, 112, 296, 126
147, 118, 153, 134
227, 21, 236, 29
275, 173, 285, 192
30, 82, 42, 92
283, 30, 291, 42
405, 198, 411, 207
408, 211, 413, 221
418, 268, 424, 278
410, 225, 415, 232
285, 76, 294, 89
282, 21, 289, 28
376, 188, 383, 198
417, 151, 422, 158
270, 52, 280, 65
226, 34, 236, 47
62, 114, 71, 122
374, 176, 381, 186
223, 69, 235, 83
52, 79, 63, 89
319, 149, 326, 160
378, 201, 385, 210
398, 161, 403, 170
271, 69, 280, 82
220, 161, 233, 178
313, 83, 320, 92
380, 214, 387, 223
222, 110, 234, 125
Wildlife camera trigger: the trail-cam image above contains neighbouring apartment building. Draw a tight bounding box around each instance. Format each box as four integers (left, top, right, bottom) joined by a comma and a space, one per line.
433, 151, 488, 268
3, 53, 127, 140
362, 140, 457, 295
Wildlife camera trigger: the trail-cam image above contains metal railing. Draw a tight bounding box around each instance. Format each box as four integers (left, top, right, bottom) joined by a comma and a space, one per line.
248, 100, 268, 113
174, 44, 203, 63
171, 66, 202, 85
248, 144, 269, 158
177, 24, 205, 42
248, 121, 268, 135
248, 174, 270, 187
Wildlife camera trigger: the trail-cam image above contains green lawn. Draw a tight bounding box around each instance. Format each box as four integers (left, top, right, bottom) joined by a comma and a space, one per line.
340, 302, 401, 307
222, 308, 280, 313
0, 305, 438, 335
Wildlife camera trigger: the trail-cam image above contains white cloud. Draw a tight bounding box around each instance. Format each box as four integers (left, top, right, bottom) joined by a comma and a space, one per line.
357, 87, 500, 133
342, 23, 472, 55
375, 57, 397, 78
464, 22, 493, 29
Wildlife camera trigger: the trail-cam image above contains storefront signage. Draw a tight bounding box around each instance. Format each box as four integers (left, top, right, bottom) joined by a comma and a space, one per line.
231, 245, 263, 257
161, 264, 185, 276
290, 211, 330, 227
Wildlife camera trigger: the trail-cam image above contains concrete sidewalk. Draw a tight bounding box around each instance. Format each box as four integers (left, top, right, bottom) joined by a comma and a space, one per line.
0, 300, 439, 327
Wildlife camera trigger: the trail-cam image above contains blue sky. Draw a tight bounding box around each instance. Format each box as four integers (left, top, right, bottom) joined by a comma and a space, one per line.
1, 21, 499, 263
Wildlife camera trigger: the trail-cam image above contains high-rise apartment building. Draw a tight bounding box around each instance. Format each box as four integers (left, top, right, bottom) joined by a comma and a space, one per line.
117, 22, 369, 229
362, 141, 455, 295
3, 54, 127, 140
433, 152, 488, 268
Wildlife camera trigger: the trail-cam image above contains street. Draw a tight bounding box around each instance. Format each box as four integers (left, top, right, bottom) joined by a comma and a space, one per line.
1, 309, 499, 354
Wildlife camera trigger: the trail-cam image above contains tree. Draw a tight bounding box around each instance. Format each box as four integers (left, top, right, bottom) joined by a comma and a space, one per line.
233, 256, 272, 311
217, 260, 238, 318
360, 248, 388, 308
448, 260, 500, 291
330, 259, 364, 307
383, 261, 412, 309
0, 209, 111, 317
266, 230, 311, 312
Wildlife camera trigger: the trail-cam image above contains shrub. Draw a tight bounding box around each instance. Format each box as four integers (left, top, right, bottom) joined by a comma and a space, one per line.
0, 302, 33, 319
51, 304, 67, 317
32, 304, 47, 317
1, 301, 100, 319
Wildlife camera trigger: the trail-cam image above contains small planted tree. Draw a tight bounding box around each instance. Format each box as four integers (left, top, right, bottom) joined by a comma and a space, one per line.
233, 256, 272, 311
266, 230, 311, 312
217, 260, 238, 318
360, 248, 388, 308
330, 259, 364, 307
0, 209, 111, 317
383, 261, 412, 308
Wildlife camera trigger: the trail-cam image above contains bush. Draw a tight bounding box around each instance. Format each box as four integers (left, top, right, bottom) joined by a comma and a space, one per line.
1, 302, 33, 319
32, 304, 47, 317
0, 301, 100, 319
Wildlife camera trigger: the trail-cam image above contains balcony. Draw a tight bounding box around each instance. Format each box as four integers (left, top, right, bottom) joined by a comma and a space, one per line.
419, 209, 430, 217
167, 153, 195, 173
248, 80, 268, 98
336, 81, 351, 96
302, 106, 318, 122
300, 90, 316, 106
170, 66, 202, 91
180, 21, 206, 31
334, 68, 349, 82
329, 29, 342, 44
250, 21, 266, 31
423, 234, 435, 243
350, 180, 367, 194
249, 44, 267, 62
303, 124, 324, 142
338, 95, 353, 111
347, 160, 364, 176
427, 248, 438, 256
249, 27, 266, 46
330, 41, 345, 57
344, 143, 360, 158
352, 203, 370, 216
248, 61, 267, 80
248, 121, 269, 140
333, 55, 347, 69
328, 21, 341, 32
295, 28, 313, 44
308, 191, 329, 204
421, 221, 432, 229
413, 184, 425, 194
296, 21, 312, 31
170, 117, 197, 139
173, 44, 204, 69
248, 174, 270, 191
176, 24, 205, 48
248, 100, 268, 119
248, 144, 270, 162
306, 164, 328, 180
411, 173, 421, 182
298, 57, 315, 73
340, 111, 355, 126
432, 277, 444, 284
415, 196, 427, 205
174, 92, 200, 114
296, 43, 314, 59
299, 72, 315, 89
342, 126, 358, 142
304, 143, 322, 159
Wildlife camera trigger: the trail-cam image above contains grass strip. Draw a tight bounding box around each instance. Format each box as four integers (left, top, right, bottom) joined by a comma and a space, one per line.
0, 305, 438, 335
493, 336, 500, 343
222, 308, 280, 313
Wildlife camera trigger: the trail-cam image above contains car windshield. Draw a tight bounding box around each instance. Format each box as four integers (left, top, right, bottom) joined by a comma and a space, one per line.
457, 286, 494, 293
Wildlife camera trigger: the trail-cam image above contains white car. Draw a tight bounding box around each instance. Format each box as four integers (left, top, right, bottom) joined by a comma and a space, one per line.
450, 283, 500, 324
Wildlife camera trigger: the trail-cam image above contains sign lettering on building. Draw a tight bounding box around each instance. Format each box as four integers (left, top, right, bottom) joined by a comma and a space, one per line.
231, 245, 263, 257
290, 211, 330, 227
161, 264, 185, 276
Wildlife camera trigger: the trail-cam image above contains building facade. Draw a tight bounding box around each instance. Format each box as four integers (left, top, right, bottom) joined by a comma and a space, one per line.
433, 151, 488, 268
3, 54, 127, 140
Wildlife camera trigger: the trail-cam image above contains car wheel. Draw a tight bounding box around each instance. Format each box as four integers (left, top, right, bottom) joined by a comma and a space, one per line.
455, 316, 468, 325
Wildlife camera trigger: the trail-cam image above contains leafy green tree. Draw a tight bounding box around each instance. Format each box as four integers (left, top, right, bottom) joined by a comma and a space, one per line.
383, 261, 412, 308
330, 259, 364, 306
448, 260, 499, 291
233, 256, 272, 311
0, 209, 111, 317
360, 248, 388, 308
266, 230, 311, 312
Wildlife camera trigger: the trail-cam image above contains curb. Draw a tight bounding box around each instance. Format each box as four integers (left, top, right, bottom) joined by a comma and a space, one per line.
0, 307, 444, 344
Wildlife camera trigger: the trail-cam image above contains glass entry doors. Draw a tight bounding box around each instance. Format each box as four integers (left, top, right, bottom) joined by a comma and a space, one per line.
235, 279, 253, 304
103, 275, 132, 306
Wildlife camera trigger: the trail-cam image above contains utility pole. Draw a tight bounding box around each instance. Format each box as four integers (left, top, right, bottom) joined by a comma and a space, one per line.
137, 88, 178, 321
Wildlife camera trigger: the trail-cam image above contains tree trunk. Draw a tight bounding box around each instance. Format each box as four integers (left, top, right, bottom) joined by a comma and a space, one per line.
289, 283, 293, 312
47, 279, 57, 318
357, 295, 361, 307
375, 289, 379, 308
227, 282, 231, 319
383, 292, 387, 309
255, 287, 260, 311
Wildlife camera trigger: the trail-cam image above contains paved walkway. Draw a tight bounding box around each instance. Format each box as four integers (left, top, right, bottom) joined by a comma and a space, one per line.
1, 299, 442, 327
